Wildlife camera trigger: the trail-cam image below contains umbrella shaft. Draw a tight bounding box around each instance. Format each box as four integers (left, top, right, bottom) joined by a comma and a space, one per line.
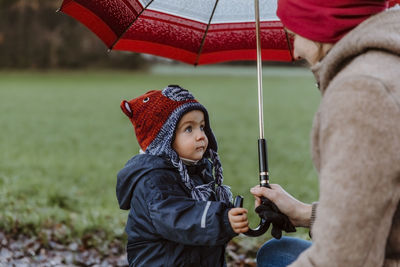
255, 0, 264, 139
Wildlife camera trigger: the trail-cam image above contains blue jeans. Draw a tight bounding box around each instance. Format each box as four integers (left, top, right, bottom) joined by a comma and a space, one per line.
256, 237, 312, 267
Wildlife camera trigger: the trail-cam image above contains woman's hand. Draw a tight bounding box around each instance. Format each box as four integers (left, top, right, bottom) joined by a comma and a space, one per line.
228, 208, 249, 234
250, 184, 312, 228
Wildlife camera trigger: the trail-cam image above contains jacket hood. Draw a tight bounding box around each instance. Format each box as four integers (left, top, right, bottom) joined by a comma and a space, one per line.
116, 153, 174, 210
312, 9, 400, 93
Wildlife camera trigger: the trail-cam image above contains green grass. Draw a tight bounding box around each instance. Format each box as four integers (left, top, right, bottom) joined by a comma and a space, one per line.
0, 65, 320, 247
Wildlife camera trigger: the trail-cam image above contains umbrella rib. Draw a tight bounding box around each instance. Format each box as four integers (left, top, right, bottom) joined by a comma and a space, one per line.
109, 0, 155, 51
284, 29, 294, 61
194, 0, 220, 66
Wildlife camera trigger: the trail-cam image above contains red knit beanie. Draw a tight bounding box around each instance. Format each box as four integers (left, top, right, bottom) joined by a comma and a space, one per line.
120, 85, 217, 154
277, 0, 388, 43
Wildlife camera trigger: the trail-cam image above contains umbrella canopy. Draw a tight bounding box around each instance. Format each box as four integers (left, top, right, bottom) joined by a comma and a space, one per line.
59, 0, 293, 65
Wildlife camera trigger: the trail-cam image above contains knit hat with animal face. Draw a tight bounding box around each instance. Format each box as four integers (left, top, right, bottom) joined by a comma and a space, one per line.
120, 85, 232, 204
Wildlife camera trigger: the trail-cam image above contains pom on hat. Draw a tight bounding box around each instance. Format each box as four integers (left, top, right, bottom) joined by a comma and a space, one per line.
277, 0, 388, 43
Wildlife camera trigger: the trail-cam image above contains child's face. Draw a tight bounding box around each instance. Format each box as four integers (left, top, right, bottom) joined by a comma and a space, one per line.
173, 110, 208, 161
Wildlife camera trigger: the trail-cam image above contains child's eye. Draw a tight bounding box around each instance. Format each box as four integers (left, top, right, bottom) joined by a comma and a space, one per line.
200, 125, 205, 131
184, 126, 192, 133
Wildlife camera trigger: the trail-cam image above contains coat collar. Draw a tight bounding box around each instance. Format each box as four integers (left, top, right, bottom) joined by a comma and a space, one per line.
311, 9, 400, 95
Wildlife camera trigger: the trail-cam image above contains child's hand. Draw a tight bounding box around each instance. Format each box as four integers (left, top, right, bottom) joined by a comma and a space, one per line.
228, 208, 249, 234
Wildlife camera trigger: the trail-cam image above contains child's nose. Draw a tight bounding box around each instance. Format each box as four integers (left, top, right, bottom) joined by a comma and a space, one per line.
196, 130, 206, 140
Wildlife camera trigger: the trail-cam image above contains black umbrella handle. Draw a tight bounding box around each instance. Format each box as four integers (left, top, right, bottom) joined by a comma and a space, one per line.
234, 195, 270, 237
232, 138, 271, 237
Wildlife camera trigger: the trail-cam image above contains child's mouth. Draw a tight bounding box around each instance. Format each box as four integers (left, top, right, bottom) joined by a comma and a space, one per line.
196, 146, 205, 152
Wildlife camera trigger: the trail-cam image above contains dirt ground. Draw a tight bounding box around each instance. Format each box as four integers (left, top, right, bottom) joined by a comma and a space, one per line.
0, 231, 257, 267
0, 231, 127, 267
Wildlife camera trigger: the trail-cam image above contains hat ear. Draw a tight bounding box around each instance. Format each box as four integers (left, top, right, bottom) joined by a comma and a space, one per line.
120, 100, 133, 118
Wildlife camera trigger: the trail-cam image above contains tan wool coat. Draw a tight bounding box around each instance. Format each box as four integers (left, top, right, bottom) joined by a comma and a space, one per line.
290, 9, 400, 267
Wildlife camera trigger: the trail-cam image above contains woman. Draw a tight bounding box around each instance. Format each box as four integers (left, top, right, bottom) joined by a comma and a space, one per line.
251, 0, 400, 266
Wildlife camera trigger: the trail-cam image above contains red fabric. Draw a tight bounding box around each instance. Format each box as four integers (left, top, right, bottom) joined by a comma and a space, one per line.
277, 0, 387, 43
120, 91, 197, 151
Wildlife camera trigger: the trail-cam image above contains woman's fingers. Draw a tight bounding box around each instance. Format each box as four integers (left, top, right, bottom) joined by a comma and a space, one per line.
250, 184, 281, 201
250, 183, 312, 227
250, 185, 270, 199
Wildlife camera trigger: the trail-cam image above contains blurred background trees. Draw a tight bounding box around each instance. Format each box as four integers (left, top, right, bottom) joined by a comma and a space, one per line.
0, 0, 147, 70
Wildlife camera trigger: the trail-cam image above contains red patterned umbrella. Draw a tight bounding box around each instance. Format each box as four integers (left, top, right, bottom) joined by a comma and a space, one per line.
58, 0, 293, 65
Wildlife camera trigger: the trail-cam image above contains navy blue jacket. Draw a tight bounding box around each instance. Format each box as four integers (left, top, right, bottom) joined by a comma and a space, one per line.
116, 154, 237, 267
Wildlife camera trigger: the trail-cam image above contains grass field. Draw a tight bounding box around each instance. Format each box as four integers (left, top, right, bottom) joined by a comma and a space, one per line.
0, 65, 320, 248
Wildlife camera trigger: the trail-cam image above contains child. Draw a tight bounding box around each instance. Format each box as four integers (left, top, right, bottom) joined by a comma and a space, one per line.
116, 85, 249, 266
